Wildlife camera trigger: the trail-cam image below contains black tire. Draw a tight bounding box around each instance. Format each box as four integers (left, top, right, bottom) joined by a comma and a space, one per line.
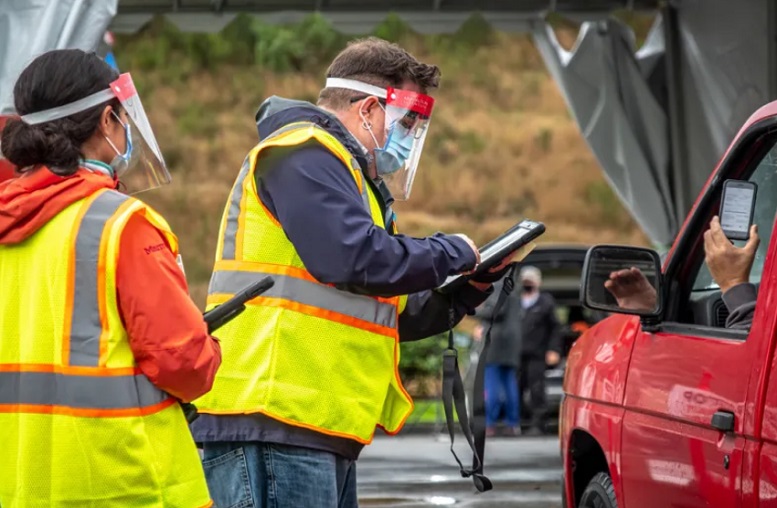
578, 472, 618, 508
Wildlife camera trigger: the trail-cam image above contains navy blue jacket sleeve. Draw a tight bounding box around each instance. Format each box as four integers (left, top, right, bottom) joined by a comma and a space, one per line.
257, 143, 477, 296
722, 282, 757, 330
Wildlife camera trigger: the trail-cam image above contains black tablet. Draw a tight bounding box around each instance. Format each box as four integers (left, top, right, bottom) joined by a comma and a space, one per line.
203, 276, 275, 333
437, 220, 546, 293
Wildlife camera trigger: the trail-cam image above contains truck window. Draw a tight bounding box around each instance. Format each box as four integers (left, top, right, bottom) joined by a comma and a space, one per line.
693, 142, 777, 291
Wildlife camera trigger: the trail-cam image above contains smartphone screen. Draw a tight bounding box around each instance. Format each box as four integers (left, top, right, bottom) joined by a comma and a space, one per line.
720, 181, 756, 239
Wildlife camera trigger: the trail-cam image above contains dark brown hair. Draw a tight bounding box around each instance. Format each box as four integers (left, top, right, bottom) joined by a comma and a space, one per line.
318, 37, 441, 110
0, 49, 119, 175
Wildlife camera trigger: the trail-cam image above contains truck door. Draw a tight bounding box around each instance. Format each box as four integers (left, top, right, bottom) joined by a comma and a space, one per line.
618, 129, 777, 507
754, 341, 777, 506
751, 241, 777, 508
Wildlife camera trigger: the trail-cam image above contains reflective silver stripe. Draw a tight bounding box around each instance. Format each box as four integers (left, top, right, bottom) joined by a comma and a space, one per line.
0, 371, 168, 410
355, 158, 372, 212
361, 185, 370, 211
223, 123, 320, 259
222, 156, 251, 260
209, 271, 397, 329
221, 123, 371, 259
69, 191, 129, 366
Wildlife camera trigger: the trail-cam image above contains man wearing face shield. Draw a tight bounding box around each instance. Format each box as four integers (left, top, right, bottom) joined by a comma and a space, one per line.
191, 37, 515, 507
0, 49, 221, 507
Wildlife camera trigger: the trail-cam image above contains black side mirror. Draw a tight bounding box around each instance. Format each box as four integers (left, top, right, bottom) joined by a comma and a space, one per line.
580, 245, 663, 318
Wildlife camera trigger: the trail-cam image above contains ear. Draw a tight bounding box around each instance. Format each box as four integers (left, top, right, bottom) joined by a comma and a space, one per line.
359, 96, 382, 120
97, 105, 114, 137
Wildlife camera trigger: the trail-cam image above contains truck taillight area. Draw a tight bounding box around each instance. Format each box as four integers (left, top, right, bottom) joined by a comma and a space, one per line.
0, 159, 14, 182
0, 115, 15, 182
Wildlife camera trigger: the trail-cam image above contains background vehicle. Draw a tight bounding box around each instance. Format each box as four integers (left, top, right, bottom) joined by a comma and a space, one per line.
561, 100, 777, 507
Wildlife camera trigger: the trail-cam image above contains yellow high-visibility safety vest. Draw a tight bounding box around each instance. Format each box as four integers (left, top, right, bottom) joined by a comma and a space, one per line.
196, 122, 412, 444
0, 188, 211, 508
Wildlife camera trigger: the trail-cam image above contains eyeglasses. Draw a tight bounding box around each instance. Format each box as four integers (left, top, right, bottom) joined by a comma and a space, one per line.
350, 96, 426, 131
349, 95, 387, 106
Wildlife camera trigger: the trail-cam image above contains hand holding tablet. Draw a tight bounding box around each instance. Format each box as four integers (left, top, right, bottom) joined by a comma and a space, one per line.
437, 220, 546, 293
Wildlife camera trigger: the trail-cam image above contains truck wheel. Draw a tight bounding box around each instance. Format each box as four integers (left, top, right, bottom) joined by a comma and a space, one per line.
578, 472, 617, 508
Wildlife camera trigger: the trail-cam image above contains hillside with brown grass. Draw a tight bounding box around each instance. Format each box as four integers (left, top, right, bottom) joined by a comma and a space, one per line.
116, 14, 649, 307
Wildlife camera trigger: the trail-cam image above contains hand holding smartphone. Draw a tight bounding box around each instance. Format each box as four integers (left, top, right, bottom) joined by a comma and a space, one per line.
719, 180, 757, 241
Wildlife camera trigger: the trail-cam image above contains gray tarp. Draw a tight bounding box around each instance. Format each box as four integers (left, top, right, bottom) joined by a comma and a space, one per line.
671, 0, 771, 226
0, 0, 118, 114
533, 17, 674, 246
533, 0, 774, 247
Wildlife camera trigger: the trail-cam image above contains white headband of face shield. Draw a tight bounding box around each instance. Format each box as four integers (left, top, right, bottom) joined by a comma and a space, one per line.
325, 78, 388, 99
20, 88, 116, 125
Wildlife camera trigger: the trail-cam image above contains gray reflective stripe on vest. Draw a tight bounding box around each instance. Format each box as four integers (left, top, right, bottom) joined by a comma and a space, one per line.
355, 157, 372, 212
0, 371, 168, 410
70, 191, 129, 367
222, 123, 317, 260
221, 156, 251, 260
209, 270, 397, 329
220, 123, 371, 260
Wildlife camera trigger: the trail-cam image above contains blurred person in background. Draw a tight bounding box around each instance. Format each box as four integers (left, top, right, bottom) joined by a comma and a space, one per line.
0, 49, 221, 507
474, 273, 523, 437
517, 265, 561, 436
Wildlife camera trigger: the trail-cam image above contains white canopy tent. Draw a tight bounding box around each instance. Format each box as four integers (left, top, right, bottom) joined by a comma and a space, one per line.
0, 0, 117, 114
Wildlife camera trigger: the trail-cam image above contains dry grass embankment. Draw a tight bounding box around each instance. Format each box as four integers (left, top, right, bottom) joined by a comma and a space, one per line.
117, 15, 649, 307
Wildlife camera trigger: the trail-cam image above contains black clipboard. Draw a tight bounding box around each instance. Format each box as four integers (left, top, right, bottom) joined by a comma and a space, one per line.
182, 276, 275, 423
437, 219, 545, 294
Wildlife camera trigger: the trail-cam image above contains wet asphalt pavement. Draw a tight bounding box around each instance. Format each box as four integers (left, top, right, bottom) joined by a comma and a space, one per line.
357, 435, 563, 507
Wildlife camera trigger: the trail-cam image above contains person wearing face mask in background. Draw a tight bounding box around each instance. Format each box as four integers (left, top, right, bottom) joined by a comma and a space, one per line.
0, 49, 221, 507
191, 37, 517, 508
517, 266, 561, 436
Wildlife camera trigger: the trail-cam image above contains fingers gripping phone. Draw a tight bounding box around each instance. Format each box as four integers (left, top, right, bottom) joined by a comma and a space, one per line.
720, 180, 757, 241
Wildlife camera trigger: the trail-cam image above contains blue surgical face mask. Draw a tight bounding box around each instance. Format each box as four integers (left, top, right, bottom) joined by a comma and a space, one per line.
104, 110, 133, 175
360, 101, 415, 176
374, 122, 414, 176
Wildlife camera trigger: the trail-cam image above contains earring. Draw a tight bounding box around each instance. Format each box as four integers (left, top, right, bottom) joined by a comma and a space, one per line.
362, 120, 372, 130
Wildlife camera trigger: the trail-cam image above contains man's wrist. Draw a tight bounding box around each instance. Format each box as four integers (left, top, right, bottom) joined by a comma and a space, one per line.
468, 280, 491, 291
720, 277, 749, 294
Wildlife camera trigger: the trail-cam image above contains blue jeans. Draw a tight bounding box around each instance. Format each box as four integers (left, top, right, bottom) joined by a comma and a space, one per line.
484, 364, 520, 428
201, 442, 358, 508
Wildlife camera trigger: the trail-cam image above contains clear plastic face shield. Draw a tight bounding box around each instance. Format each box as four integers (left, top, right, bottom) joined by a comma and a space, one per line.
326, 78, 435, 200
20, 73, 169, 194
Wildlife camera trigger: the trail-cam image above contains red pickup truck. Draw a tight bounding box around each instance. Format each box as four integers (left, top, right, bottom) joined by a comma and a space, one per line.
562, 100, 777, 507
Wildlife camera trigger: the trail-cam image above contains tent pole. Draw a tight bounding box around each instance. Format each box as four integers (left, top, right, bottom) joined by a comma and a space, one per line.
663, 2, 687, 241
768, 0, 777, 99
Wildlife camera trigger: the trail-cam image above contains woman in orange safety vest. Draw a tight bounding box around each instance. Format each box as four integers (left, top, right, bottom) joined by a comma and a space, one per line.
0, 49, 221, 507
